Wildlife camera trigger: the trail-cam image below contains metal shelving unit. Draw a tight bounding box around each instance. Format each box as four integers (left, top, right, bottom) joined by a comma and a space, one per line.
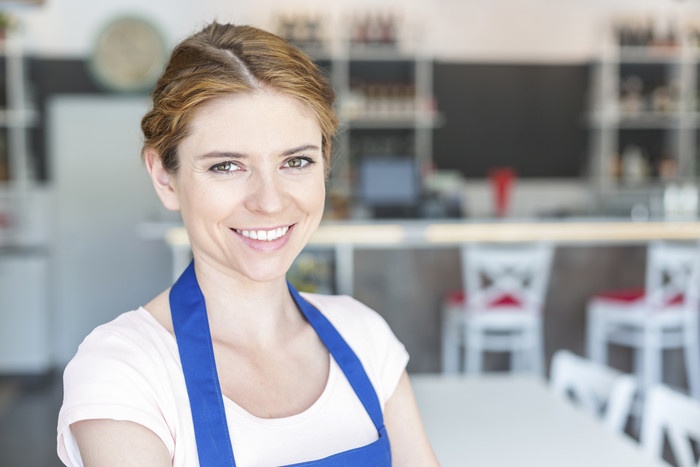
305, 42, 443, 207
588, 16, 700, 217
0, 30, 40, 247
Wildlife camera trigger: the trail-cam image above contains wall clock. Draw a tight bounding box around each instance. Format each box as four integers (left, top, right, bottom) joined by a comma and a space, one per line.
89, 15, 168, 93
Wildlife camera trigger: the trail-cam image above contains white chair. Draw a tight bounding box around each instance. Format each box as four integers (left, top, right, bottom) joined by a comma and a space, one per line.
641, 384, 700, 467
550, 349, 637, 434
442, 242, 554, 375
586, 241, 700, 399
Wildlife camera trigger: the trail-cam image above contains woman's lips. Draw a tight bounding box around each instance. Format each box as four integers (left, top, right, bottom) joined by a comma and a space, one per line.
231, 224, 294, 251
234, 225, 290, 241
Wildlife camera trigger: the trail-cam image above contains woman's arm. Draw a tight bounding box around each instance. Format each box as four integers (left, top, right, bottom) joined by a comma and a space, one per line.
72, 419, 171, 467
384, 371, 440, 466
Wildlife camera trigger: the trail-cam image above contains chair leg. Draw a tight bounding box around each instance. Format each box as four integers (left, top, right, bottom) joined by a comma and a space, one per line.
641, 326, 662, 394
441, 308, 461, 374
683, 322, 700, 399
465, 325, 483, 375
587, 307, 608, 365
441, 330, 460, 374
515, 324, 543, 375
634, 346, 644, 382
533, 321, 545, 377
586, 306, 596, 359
511, 344, 524, 373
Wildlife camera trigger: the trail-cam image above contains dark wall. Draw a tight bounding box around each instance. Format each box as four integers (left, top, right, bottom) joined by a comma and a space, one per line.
25, 59, 592, 181
28, 58, 148, 180
432, 62, 590, 178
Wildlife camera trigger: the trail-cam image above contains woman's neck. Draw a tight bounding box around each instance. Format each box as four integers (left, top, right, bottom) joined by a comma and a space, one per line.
192, 258, 304, 349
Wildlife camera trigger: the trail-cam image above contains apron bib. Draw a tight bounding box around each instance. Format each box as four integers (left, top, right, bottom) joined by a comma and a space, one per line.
169, 260, 392, 466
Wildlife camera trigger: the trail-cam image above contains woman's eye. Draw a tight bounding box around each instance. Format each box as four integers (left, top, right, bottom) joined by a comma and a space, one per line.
286, 157, 312, 169
211, 161, 238, 173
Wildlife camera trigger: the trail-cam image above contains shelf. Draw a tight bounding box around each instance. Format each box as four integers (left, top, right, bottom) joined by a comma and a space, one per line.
598, 182, 668, 192
616, 112, 682, 129
615, 46, 683, 64
0, 108, 38, 127
309, 43, 439, 195
344, 112, 443, 129
0, 30, 38, 190
304, 44, 416, 63
346, 45, 413, 61
587, 111, 688, 129
590, 18, 700, 191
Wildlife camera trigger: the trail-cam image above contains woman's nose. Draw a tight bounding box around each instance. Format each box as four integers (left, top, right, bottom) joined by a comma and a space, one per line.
244, 172, 288, 214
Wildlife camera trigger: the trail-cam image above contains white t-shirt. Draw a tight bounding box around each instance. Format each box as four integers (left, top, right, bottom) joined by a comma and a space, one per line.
57, 293, 409, 467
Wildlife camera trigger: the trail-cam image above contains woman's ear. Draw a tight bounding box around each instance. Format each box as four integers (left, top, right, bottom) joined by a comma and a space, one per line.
144, 149, 180, 211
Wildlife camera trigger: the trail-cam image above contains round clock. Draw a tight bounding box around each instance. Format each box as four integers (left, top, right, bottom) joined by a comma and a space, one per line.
89, 15, 168, 93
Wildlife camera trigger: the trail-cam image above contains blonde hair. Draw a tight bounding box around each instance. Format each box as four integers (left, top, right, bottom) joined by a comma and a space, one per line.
141, 22, 339, 173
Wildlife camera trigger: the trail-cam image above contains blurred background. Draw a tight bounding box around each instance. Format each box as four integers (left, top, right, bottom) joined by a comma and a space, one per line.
1, 0, 700, 465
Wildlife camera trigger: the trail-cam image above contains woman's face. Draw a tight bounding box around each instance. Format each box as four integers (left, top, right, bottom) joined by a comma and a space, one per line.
156, 90, 326, 284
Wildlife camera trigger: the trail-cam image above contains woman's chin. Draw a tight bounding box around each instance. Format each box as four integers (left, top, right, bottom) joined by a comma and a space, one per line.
234, 263, 293, 285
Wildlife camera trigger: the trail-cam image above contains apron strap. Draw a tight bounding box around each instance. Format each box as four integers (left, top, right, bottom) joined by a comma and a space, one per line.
169, 260, 386, 467
287, 282, 386, 434
170, 261, 237, 467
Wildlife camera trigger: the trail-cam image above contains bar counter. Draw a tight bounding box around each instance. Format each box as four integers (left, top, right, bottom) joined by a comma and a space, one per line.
164, 218, 700, 247
151, 218, 700, 378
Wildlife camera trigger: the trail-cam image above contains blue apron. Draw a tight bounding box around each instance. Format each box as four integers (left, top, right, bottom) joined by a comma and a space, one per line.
169, 260, 392, 466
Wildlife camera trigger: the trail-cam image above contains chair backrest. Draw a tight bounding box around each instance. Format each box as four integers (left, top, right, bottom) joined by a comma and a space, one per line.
641, 384, 700, 467
461, 242, 553, 312
644, 241, 700, 312
550, 349, 637, 433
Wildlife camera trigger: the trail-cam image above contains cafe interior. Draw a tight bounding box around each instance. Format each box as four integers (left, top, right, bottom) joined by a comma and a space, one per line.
2, 0, 700, 465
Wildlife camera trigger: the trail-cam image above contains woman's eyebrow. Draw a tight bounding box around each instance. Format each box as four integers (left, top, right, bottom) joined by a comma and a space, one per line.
281, 144, 320, 156
196, 151, 246, 161
196, 145, 320, 161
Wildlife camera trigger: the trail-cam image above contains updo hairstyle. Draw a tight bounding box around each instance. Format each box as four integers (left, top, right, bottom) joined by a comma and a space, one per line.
141, 22, 339, 174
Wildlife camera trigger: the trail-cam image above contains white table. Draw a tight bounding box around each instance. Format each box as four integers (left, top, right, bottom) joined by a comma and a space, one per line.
410, 374, 668, 467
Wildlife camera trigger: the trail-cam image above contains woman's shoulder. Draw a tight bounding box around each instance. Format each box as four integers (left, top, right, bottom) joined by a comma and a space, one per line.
299, 292, 369, 312
66, 307, 178, 380
299, 292, 409, 405
79, 307, 171, 351
299, 292, 403, 355
299, 293, 384, 330
60, 306, 182, 424
58, 308, 181, 465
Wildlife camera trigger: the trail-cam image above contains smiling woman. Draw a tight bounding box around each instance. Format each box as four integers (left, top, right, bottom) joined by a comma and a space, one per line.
55, 21, 438, 467
149, 92, 327, 285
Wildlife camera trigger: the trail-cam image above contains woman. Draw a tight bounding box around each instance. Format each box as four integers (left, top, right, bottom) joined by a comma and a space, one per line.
57, 22, 438, 466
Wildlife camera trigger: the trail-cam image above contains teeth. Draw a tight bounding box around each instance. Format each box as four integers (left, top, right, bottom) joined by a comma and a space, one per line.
237, 226, 289, 242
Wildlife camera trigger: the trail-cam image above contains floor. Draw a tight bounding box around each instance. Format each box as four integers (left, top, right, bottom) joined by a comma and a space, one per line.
0, 373, 64, 467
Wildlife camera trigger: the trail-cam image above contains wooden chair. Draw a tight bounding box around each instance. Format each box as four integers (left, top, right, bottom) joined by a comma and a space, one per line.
442, 242, 553, 375
586, 241, 700, 399
550, 349, 637, 434
641, 384, 700, 467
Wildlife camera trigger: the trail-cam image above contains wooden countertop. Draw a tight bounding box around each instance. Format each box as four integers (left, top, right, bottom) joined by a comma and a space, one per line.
423, 220, 700, 244
159, 219, 700, 247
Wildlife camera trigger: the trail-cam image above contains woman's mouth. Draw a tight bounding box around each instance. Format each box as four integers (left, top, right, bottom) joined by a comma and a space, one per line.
233, 225, 290, 242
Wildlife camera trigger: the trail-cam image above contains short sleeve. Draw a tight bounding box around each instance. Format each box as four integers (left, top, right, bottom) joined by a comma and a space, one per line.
300, 293, 410, 409
351, 298, 410, 407
56, 328, 175, 466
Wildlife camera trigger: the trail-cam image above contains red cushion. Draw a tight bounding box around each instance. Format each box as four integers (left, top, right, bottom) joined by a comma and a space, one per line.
446, 290, 522, 308
594, 287, 683, 305
595, 287, 645, 302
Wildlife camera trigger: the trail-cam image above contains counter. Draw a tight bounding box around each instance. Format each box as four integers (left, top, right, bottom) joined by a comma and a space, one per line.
158, 218, 700, 294
163, 218, 700, 249
145, 218, 700, 376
